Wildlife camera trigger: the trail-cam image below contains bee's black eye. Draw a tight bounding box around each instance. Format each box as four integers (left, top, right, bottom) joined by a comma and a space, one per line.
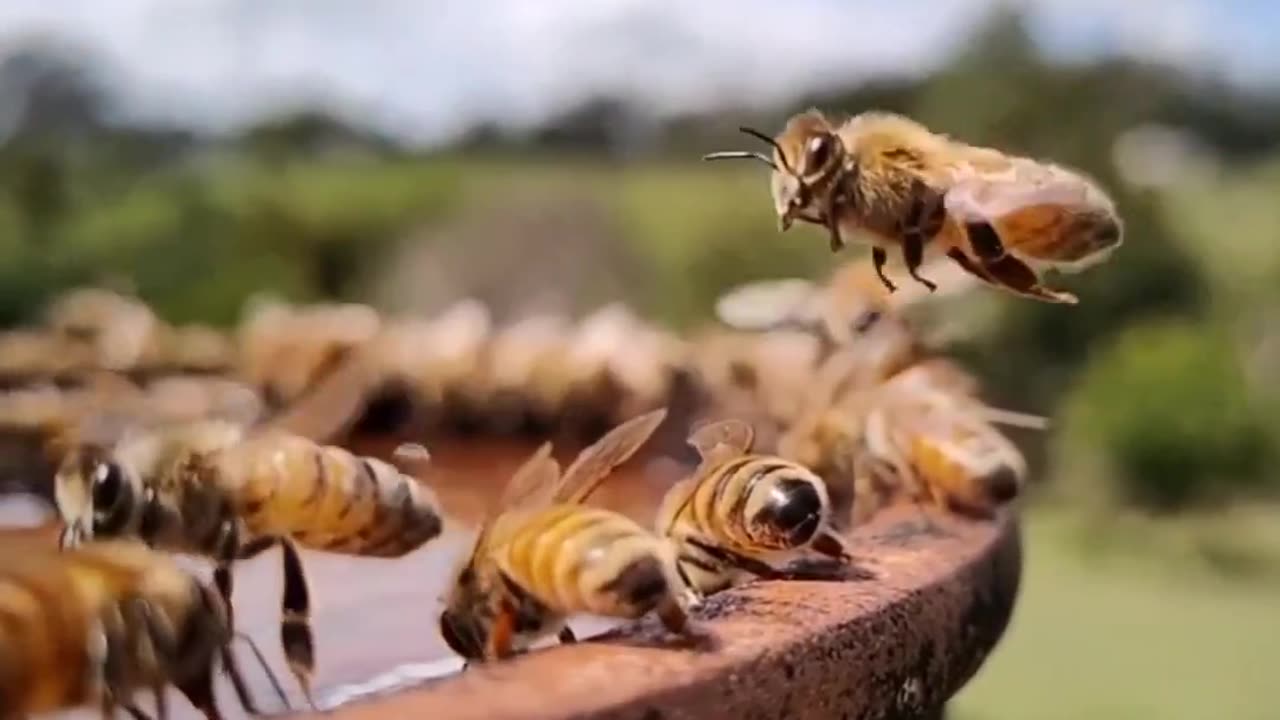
91, 461, 125, 511
806, 134, 834, 170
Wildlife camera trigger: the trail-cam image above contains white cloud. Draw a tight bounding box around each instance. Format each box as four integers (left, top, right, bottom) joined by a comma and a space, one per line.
0, 0, 1271, 147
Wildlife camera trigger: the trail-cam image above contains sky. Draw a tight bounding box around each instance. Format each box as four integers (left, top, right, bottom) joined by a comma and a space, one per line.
0, 0, 1274, 147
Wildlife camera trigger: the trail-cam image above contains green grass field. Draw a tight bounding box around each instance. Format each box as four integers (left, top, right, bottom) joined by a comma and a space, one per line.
951, 509, 1280, 720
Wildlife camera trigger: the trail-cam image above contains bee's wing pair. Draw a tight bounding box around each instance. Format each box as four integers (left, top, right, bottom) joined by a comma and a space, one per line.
466, 407, 670, 560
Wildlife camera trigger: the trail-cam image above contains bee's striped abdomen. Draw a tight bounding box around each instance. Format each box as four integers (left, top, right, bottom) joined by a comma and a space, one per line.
0, 565, 92, 717
685, 455, 812, 552
497, 505, 672, 618
684, 455, 757, 550
222, 436, 443, 557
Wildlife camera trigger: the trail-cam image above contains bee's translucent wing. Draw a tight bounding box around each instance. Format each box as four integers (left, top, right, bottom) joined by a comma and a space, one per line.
499, 442, 563, 512
257, 344, 384, 442
554, 407, 668, 505
687, 418, 753, 465
466, 442, 562, 562
944, 163, 1121, 274
714, 278, 822, 333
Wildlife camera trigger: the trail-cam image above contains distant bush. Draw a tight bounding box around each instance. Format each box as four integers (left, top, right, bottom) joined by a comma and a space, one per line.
1056, 320, 1276, 511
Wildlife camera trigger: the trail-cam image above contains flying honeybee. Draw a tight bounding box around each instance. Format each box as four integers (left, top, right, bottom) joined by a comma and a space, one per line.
54, 419, 445, 705
0, 538, 285, 720
705, 109, 1123, 304
654, 418, 854, 595
439, 408, 699, 663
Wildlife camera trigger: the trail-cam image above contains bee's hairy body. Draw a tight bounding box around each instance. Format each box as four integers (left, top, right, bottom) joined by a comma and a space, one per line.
58, 421, 441, 558
659, 420, 853, 595
439, 408, 696, 664
54, 419, 444, 706
492, 504, 686, 629
711, 109, 1123, 305
860, 381, 1025, 520
0, 540, 263, 720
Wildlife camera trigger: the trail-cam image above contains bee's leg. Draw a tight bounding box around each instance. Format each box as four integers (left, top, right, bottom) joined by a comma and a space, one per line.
901, 232, 937, 291
980, 254, 1078, 304
278, 537, 317, 708
211, 520, 241, 630
810, 529, 855, 563
656, 596, 690, 635
557, 626, 578, 645
871, 247, 897, 292
119, 597, 174, 717
484, 604, 517, 661
900, 187, 945, 291
121, 703, 153, 720
152, 687, 168, 720
173, 664, 223, 720
682, 538, 840, 583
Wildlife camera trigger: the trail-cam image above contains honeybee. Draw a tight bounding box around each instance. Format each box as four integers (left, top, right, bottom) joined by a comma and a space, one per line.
780, 348, 1044, 526
0, 329, 97, 384
705, 109, 1123, 304
237, 296, 383, 407
848, 362, 1041, 522
654, 418, 853, 595
375, 299, 493, 424
0, 538, 285, 720
54, 419, 445, 704
439, 408, 699, 663
45, 287, 161, 372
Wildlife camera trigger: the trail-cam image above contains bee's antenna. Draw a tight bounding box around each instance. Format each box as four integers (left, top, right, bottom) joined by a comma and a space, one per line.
228, 631, 292, 714
737, 126, 796, 175
702, 150, 776, 169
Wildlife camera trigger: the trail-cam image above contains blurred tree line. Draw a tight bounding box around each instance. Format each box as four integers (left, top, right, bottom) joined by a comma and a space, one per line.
1, 11, 1278, 514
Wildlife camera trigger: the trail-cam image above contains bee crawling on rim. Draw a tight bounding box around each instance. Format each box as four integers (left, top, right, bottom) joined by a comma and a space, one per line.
704, 109, 1123, 304
52, 351, 446, 708
0, 538, 289, 720
655, 417, 863, 596
439, 408, 702, 664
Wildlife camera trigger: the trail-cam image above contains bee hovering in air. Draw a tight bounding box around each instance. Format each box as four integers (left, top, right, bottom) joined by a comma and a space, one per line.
439, 408, 700, 664
704, 109, 1123, 304
0, 538, 286, 720
53, 412, 445, 706
654, 418, 856, 596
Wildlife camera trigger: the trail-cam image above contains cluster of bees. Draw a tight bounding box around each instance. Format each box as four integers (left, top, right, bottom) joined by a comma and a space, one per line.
0, 109, 1121, 720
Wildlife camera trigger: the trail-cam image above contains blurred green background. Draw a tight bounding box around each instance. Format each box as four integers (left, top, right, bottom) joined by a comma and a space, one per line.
2, 8, 1279, 718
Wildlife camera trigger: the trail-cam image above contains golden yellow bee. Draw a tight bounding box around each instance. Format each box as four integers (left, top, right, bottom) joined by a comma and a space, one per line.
439, 408, 699, 663
781, 349, 1044, 526
705, 109, 1123, 304
0, 538, 285, 720
654, 418, 853, 595
53, 419, 445, 705
237, 296, 383, 407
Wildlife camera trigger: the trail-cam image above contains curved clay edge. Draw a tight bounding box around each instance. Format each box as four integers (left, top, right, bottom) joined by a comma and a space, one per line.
314, 505, 1022, 720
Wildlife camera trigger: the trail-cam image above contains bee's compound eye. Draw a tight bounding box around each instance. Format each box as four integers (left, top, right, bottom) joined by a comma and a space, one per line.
806, 134, 833, 170
91, 461, 125, 511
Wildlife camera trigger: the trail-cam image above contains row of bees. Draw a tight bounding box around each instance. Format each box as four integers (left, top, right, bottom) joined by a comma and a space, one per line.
0, 106, 1124, 720
0, 257, 1043, 720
